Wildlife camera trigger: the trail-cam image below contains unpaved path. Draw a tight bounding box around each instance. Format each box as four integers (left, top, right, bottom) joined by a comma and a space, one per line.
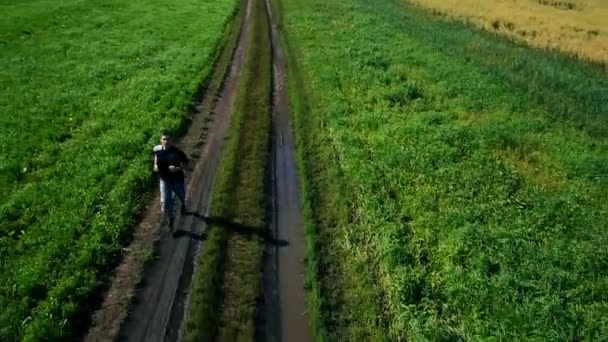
260, 0, 312, 340
84, 0, 312, 339
84, 0, 253, 340
119, 0, 253, 340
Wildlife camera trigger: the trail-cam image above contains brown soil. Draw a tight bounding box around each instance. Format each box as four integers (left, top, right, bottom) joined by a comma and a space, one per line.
82, 0, 252, 340
259, 0, 313, 340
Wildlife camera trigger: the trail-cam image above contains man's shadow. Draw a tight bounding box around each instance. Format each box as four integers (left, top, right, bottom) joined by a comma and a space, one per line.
177, 212, 289, 247
171, 228, 206, 240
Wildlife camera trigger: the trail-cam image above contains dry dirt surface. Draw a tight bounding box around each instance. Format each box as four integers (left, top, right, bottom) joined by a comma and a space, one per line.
118, 1, 253, 340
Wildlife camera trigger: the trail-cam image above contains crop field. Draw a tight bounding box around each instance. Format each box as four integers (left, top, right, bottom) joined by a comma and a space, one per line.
281, 0, 607, 339
409, 0, 608, 62
0, 0, 238, 339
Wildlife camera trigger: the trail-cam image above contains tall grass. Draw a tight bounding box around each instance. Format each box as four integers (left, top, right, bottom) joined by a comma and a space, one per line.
0, 0, 239, 340
282, 0, 607, 339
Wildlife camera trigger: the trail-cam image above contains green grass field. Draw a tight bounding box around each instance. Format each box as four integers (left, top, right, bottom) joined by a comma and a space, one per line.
0, 0, 238, 339
281, 0, 608, 339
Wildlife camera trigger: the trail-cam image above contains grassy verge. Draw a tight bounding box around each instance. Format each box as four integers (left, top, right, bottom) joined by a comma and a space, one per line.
0, 0, 239, 340
182, 0, 271, 339
281, 0, 607, 339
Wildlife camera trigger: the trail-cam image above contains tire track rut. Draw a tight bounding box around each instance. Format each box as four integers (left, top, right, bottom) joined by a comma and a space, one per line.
260, 0, 312, 340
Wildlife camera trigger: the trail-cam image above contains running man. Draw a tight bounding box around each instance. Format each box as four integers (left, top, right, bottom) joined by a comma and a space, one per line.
153, 130, 189, 225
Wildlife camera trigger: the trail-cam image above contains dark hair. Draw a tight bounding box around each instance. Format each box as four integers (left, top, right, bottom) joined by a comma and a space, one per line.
161, 130, 171, 137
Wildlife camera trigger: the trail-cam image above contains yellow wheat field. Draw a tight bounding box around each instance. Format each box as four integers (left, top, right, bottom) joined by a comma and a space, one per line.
410, 0, 608, 62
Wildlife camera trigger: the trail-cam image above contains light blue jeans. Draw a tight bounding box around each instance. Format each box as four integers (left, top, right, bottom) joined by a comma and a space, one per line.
160, 179, 186, 218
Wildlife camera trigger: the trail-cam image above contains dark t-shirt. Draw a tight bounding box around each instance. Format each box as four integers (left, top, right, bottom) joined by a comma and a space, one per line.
154, 145, 189, 182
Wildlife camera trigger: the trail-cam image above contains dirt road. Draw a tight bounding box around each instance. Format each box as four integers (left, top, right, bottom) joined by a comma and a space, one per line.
84, 0, 253, 340
84, 0, 312, 339
118, 1, 253, 341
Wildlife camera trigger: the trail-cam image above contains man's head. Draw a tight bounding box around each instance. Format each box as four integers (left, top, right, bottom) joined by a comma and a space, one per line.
160, 130, 172, 149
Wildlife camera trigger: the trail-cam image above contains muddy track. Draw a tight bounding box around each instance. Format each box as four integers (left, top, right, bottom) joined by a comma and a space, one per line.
259, 0, 312, 340
83, 1, 253, 341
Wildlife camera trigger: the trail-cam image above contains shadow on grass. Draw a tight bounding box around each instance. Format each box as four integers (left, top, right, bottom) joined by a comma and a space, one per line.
183, 211, 289, 247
